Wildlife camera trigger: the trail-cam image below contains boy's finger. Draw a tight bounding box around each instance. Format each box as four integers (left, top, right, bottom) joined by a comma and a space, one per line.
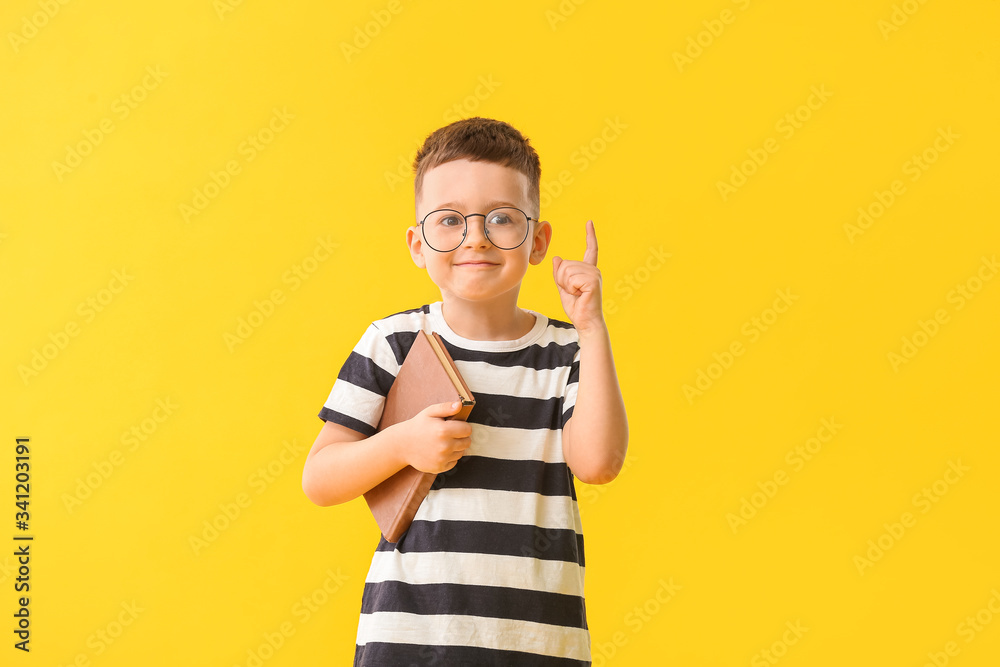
553, 256, 569, 289
423, 400, 464, 419
445, 420, 473, 438
583, 220, 598, 266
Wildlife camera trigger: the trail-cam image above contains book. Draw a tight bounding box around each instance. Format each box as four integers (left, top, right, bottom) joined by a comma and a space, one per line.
363, 330, 475, 543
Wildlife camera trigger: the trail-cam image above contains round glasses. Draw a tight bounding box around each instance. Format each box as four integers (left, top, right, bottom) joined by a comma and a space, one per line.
418, 207, 537, 253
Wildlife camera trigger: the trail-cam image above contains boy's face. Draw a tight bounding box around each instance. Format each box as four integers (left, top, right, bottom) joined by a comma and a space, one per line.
406, 158, 551, 306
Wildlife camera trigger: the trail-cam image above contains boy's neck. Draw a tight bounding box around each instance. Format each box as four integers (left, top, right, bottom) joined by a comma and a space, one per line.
440, 296, 536, 342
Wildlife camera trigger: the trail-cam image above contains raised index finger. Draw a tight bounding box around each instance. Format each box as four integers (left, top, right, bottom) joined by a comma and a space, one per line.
583, 220, 598, 266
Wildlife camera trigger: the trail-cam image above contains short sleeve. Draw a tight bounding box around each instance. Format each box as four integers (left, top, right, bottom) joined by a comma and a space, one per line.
560, 342, 582, 428
317, 323, 399, 437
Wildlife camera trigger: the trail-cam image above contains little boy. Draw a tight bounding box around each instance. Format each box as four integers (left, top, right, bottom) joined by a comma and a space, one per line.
302, 117, 628, 665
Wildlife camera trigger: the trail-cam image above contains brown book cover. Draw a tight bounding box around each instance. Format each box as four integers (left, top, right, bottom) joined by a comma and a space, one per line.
363, 330, 475, 543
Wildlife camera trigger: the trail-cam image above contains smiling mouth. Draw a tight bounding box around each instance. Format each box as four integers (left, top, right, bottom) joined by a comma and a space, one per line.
456, 262, 498, 266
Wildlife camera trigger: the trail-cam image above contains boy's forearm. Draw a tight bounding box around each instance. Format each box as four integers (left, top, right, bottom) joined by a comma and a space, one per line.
563, 324, 628, 485
302, 424, 408, 507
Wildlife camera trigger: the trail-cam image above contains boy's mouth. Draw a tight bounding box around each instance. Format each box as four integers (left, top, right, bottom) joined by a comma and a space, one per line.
455, 260, 499, 267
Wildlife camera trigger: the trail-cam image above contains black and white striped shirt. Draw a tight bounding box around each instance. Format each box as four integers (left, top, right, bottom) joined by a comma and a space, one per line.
318, 301, 590, 665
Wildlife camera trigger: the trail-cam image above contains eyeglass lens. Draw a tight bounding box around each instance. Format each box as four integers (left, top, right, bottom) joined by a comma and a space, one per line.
422, 208, 529, 252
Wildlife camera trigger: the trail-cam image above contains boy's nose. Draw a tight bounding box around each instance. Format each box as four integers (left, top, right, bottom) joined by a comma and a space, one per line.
462, 217, 490, 248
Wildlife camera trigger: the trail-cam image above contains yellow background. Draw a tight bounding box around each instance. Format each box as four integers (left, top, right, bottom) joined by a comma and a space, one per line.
2, 0, 998, 664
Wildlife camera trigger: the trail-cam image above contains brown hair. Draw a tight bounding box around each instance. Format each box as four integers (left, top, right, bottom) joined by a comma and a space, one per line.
412, 117, 541, 216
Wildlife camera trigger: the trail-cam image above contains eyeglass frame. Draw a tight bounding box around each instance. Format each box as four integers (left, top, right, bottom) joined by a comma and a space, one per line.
417, 206, 541, 252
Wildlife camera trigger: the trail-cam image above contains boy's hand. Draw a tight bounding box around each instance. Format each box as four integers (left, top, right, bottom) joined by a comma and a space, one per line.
552, 220, 605, 336
398, 400, 473, 474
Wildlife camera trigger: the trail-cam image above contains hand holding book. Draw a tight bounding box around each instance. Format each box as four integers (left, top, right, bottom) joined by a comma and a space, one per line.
363, 330, 475, 543
397, 400, 472, 474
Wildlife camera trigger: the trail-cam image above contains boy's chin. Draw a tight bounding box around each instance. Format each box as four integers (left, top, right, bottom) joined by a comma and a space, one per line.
439, 283, 523, 304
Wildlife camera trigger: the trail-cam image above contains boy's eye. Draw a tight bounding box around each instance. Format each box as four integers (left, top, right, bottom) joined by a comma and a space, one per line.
439, 215, 463, 227
487, 212, 512, 226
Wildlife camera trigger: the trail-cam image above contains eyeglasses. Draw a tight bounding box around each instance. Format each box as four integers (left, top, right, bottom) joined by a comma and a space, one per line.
418, 206, 538, 253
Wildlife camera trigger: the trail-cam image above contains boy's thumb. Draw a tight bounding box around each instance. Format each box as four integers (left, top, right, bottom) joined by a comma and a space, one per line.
424, 400, 463, 419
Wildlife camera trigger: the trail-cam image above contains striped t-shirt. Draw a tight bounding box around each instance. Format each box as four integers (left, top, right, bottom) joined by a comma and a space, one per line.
318, 301, 591, 666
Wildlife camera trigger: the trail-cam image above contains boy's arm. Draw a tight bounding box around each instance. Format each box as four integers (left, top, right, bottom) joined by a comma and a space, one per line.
302, 421, 407, 507
552, 220, 629, 485
302, 400, 472, 507
562, 324, 628, 485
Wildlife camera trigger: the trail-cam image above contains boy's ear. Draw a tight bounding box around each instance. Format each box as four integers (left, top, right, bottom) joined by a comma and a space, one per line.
405, 225, 427, 268
528, 220, 553, 266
